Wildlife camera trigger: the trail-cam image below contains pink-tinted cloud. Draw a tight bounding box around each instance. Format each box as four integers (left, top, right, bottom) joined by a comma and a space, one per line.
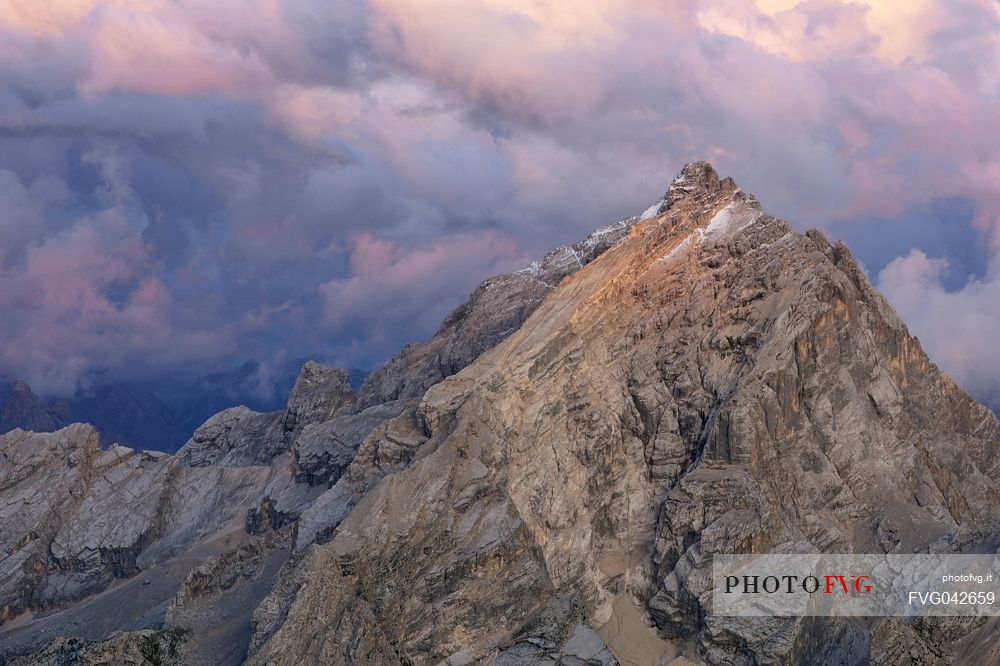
0, 0, 105, 34
697, 0, 877, 62
80, 4, 271, 97
2, 0, 1000, 408
320, 230, 529, 355
700, 0, 960, 64
0, 203, 228, 394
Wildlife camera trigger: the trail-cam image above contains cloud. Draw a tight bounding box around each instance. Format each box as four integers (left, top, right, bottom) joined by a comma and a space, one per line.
0, 169, 73, 266
269, 84, 362, 140
697, 0, 877, 63
718, 0, 960, 65
0, 207, 229, 394
0, 0, 999, 408
319, 230, 529, 359
0, 0, 102, 34
80, 6, 272, 97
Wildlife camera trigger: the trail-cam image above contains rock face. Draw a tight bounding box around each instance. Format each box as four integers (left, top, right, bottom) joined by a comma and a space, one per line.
277, 362, 356, 443
176, 361, 356, 469
4, 162, 1000, 665
7, 628, 187, 666
176, 406, 278, 468
0, 424, 274, 624
0, 209, 628, 661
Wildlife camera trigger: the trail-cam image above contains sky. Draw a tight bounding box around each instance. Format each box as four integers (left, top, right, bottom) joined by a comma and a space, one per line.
2, 0, 1000, 409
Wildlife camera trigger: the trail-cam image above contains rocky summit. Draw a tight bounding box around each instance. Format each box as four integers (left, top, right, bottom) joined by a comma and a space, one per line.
3, 162, 1000, 665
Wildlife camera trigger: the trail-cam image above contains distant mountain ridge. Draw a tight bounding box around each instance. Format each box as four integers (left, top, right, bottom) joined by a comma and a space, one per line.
0, 361, 368, 452
0, 380, 69, 435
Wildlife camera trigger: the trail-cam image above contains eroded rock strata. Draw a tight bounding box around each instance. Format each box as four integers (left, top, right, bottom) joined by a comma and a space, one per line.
3, 163, 999, 665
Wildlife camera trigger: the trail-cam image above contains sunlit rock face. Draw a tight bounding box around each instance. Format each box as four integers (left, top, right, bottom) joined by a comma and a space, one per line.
4, 163, 1000, 665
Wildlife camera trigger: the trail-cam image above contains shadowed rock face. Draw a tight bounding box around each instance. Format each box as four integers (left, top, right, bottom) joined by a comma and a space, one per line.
176, 361, 357, 468
4, 163, 1000, 665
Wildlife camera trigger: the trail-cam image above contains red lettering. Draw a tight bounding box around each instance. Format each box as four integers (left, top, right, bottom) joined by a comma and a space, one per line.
824, 575, 849, 594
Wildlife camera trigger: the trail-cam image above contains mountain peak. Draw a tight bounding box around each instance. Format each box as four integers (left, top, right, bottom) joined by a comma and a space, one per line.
665, 160, 737, 207
674, 159, 720, 185
633, 162, 771, 256
10, 379, 34, 395
1, 378, 69, 434
6, 164, 1000, 665
639, 161, 740, 221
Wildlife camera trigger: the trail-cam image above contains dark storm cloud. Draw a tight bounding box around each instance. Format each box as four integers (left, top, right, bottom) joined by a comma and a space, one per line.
1, 0, 1000, 407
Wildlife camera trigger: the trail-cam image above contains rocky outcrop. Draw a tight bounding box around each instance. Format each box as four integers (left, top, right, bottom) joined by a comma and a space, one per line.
165, 529, 292, 665
292, 401, 428, 548
176, 407, 279, 468
1, 425, 98, 623
290, 400, 405, 486
177, 362, 356, 469
274, 362, 356, 446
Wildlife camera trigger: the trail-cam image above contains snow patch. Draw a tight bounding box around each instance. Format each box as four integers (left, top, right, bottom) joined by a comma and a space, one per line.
582, 218, 632, 250
654, 200, 761, 268
515, 260, 541, 276
704, 201, 760, 237
640, 199, 665, 221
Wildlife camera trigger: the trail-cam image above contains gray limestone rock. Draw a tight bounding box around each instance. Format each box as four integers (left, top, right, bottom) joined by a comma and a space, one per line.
272, 362, 356, 448
177, 361, 357, 470
8, 162, 1000, 666
176, 406, 278, 468
0, 424, 275, 632
290, 400, 406, 487
6, 628, 187, 666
